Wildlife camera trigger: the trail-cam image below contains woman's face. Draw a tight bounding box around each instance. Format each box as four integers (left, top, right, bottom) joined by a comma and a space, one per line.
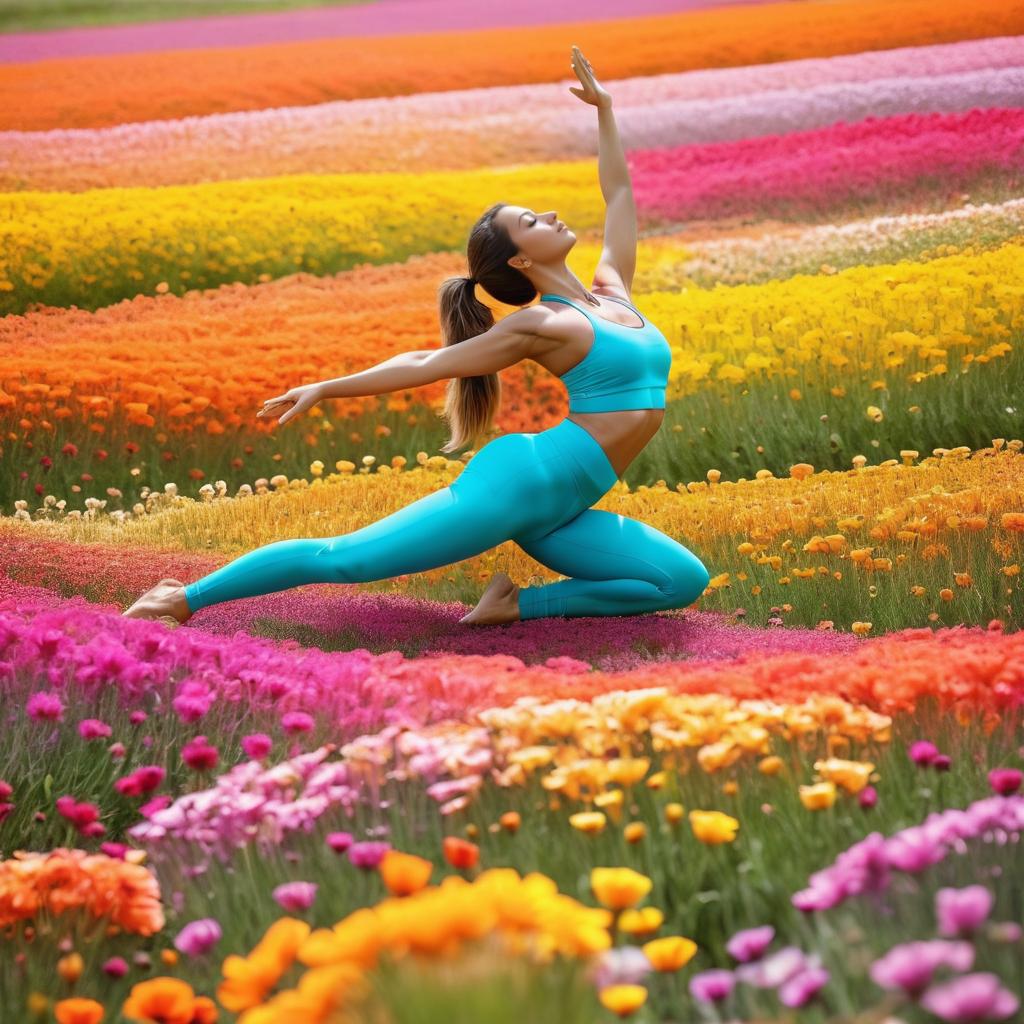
500, 205, 575, 267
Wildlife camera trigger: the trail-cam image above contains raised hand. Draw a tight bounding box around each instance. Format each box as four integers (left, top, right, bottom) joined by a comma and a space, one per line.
567, 44, 612, 109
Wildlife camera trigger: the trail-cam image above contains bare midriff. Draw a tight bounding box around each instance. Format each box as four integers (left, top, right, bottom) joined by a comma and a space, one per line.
566, 408, 664, 480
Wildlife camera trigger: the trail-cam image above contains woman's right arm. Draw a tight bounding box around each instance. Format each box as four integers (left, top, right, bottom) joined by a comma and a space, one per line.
260, 306, 548, 425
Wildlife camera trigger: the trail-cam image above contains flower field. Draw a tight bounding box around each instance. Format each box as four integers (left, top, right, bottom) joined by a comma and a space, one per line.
1, 0, 1023, 1022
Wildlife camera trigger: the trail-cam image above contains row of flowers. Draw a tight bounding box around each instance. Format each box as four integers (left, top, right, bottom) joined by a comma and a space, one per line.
5, 0, 1016, 132
6, 36, 1023, 191
4, 107, 1022, 314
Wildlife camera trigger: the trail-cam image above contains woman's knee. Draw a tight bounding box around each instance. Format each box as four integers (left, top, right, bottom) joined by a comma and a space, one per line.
659, 547, 711, 608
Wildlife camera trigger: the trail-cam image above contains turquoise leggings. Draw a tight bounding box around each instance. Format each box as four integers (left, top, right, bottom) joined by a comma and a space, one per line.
182, 418, 711, 620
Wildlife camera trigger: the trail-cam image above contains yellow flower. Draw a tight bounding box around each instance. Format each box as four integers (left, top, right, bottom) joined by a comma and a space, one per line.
799, 781, 837, 810
813, 758, 875, 794
689, 810, 739, 845
642, 935, 698, 971
664, 803, 685, 824
852, 621, 872, 635
607, 758, 650, 787
623, 822, 647, 844
590, 868, 653, 911
598, 984, 648, 1017
866, 405, 884, 423
618, 906, 664, 936
569, 811, 606, 834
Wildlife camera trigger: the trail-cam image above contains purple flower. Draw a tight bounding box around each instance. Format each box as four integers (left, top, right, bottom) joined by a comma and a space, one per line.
689, 969, 735, 1003
281, 711, 314, 734
347, 840, 390, 870
78, 718, 112, 740
26, 691, 64, 722
920, 972, 1020, 1023
272, 881, 317, 912
987, 769, 1022, 796
909, 740, 940, 766
726, 925, 775, 963
242, 733, 273, 760
779, 965, 830, 1008
870, 940, 975, 997
326, 831, 354, 853
174, 918, 222, 957
936, 886, 993, 938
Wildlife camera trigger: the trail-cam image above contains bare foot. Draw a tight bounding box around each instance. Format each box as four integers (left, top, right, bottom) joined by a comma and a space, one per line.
122, 577, 193, 626
459, 571, 521, 625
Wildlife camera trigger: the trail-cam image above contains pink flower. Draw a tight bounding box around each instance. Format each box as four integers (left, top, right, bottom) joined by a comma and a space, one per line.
272, 881, 317, 912
242, 733, 273, 760
129, 710, 147, 725
0, 781, 12, 800
281, 711, 314, 734
174, 918, 222, 957
78, 718, 112, 741
181, 735, 219, 771
932, 754, 952, 772
102, 957, 128, 978
55, 795, 100, 830
114, 765, 166, 797
936, 886, 993, 938
987, 768, 1022, 796
109, 742, 127, 759
26, 691, 64, 721
326, 831, 354, 853
909, 740, 939, 766
920, 972, 1019, 1023
139, 794, 173, 818
726, 925, 775, 963
348, 841, 390, 870
858, 785, 878, 809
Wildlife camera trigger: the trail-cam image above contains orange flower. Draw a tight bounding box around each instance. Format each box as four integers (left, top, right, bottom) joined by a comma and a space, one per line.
498, 811, 521, 833
217, 918, 310, 1012
55, 998, 105, 1024
664, 803, 685, 825
623, 822, 647, 844
442, 836, 480, 871
57, 953, 85, 984
1000, 512, 1024, 531
379, 850, 433, 897
940, 588, 954, 601
122, 978, 198, 1024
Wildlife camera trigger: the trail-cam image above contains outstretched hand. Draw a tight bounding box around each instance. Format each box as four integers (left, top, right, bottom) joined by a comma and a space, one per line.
257, 383, 323, 427
568, 44, 612, 109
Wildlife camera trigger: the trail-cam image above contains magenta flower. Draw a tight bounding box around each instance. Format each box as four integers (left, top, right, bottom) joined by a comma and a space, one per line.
909, 740, 939, 766
281, 711, 314, 734
326, 831, 354, 853
0, 781, 11, 800
100, 842, 129, 860
689, 969, 735, 1003
139, 794, 172, 818
920, 972, 1019, 1023
181, 735, 219, 771
174, 918, 222, 957
272, 881, 317, 912
936, 886, 993, 938
726, 925, 775, 963
987, 768, 1022, 796
129, 710, 147, 725
102, 956, 128, 978
109, 742, 127, 760
933, 754, 953, 771
347, 840, 390, 870
242, 733, 273, 760
858, 785, 878, 809
114, 765, 166, 797
869, 940, 974, 997
55, 795, 100, 832
26, 691, 64, 722
779, 965, 830, 1008
78, 718, 112, 740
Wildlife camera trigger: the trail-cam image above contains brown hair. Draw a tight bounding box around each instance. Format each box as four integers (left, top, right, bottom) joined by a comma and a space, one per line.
436, 202, 538, 454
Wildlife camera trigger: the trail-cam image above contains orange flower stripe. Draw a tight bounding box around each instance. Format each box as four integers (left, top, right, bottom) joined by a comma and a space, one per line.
2, 0, 1019, 131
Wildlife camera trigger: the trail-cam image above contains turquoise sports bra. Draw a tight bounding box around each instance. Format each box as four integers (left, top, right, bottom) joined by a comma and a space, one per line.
541, 293, 672, 413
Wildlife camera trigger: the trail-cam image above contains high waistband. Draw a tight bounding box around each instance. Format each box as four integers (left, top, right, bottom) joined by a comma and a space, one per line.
548, 418, 619, 495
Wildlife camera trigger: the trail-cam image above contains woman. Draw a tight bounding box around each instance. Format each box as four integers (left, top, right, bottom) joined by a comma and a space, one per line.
123, 46, 711, 627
